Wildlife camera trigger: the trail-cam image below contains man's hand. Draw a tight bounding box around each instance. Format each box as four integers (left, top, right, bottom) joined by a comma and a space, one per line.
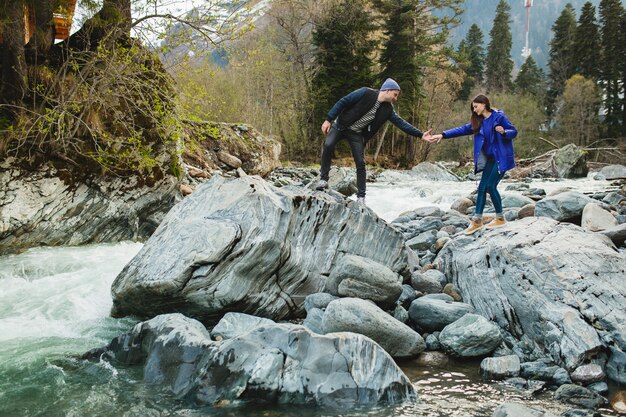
321, 120, 332, 135
422, 129, 442, 144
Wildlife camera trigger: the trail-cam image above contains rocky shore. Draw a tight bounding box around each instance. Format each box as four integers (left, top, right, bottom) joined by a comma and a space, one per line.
2, 136, 626, 414
100, 162, 625, 415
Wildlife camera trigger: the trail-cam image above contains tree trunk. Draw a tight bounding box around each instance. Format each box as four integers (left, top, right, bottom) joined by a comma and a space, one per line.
25, 0, 55, 62
1, 0, 28, 107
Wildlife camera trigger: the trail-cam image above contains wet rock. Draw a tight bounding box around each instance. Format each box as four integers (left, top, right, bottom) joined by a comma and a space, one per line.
211, 312, 275, 340
570, 364, 605, 385
304, 293, 339, 312
323, 167, 357, 197
480, 355, 521, 380
594, 164, 626, 180
450, 197, 473, 215
408, 162, 461, 182
606, 348, 626, 384
321, 297, 425, 358
439, 313, 502, 357
326, 254, 402, 308
303, 307, 324, 334
442, 283, 463, 302
393, 305, 409, 323
598, 223, 626, 247
92, 314, 418, 408
586, 382, 608, 395
581, 203, 618, 232
492, 402, 559, 417
111, 176, 409, 322
521, 361, 571, 385
535, 191, 594, 222
602, 191, 626, 207
421, 293, 454, 301
406, 230, 438, 251
410, 269, 444, 294
505, 183, 530, 191
425, 333, 442, 351
436, 217, 626, 373
408, 297, 475, 332
554, 384, 606, 410
0, 161, 180, 255
561, 410, 603, 417
502, 194, 535, 208
518, 203, 535, 218
397, 284, 418, 310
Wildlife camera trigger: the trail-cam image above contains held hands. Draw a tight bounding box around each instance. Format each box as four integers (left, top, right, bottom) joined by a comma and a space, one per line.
422, 129, 443, 144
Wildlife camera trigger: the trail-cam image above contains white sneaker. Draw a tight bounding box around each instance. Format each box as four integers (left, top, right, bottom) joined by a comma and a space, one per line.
315, 180, 328, 191
356, 197, 366, 205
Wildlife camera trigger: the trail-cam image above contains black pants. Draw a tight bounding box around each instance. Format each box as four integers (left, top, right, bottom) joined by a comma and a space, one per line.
320, 127, 366, 198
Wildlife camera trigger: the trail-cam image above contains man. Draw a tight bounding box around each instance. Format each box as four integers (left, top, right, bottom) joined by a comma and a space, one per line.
315, 78, 434, 203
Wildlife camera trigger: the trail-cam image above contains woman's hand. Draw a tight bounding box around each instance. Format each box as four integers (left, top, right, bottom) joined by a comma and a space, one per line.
495, 125, 505, 134
423, 130, 442, 144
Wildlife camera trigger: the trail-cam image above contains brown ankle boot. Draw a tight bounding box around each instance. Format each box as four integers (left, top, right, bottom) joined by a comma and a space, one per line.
464, 218, 484, 235
486, 217, 507, 228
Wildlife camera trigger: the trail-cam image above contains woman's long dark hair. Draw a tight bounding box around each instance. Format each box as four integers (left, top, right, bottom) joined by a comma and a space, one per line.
470, 94, 492, 133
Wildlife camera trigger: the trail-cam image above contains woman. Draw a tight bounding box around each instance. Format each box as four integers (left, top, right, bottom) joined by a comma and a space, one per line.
429, 94, 518, 234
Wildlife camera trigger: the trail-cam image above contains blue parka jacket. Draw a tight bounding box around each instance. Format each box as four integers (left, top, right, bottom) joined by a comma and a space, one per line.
442, 109, 518, 174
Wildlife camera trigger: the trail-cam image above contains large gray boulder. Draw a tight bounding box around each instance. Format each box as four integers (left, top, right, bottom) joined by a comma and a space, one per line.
88, 313, 417, 408
111, 175, 409, 322
408, 162, 461, 181
581, 203, 618, 232
594, 164, 626, 180
325, 254, 402, 307
514, 144, 588, 179
535, 191, 595, 222
408, 297, 475, 332
0, 158, 179, 255
321, 297, 425, 358
480, 355, 521, 380
439, 313, 502, 357
436, 217, 626, 373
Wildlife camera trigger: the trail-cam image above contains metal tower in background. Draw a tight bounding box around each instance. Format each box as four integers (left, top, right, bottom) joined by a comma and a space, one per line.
521, 0, 533, 59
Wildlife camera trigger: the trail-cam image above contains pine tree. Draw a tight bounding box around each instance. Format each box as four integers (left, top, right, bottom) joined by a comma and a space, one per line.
311, 0, 377, 127
458, 24, 485, 101
375, 0, 463, 165
599, 0, 625, 136
548, 3, 577, 114
515, 55, 545, 98
573, 2, 601, 80
484, 0, 513, 93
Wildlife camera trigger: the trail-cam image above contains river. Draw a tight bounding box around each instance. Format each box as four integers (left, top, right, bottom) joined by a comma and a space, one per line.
0, 174, 621, 416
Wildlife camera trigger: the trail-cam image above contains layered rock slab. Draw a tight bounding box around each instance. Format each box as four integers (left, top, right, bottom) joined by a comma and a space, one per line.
436, 217, 626, 373
111, 175, 409, 322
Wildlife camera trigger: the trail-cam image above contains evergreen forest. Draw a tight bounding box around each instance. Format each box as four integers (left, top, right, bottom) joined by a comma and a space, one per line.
1, 0, 625, 176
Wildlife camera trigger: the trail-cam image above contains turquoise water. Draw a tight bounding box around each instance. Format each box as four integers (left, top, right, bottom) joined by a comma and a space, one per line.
0, 242, 619, 416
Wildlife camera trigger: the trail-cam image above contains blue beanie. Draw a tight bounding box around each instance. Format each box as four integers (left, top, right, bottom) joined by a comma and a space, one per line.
380, 78, 400, 91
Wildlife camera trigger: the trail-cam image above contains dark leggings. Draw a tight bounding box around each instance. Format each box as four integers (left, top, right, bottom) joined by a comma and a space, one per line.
475, 158, 505, 217
319, 127, 366, 197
